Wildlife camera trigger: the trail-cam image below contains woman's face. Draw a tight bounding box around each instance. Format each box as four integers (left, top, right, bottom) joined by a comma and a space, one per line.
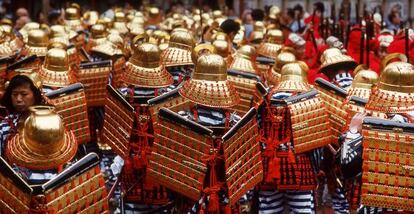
11, 84, 35, 113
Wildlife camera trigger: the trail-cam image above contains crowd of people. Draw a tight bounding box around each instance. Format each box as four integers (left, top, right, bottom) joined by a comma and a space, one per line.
0, 1, 413, 213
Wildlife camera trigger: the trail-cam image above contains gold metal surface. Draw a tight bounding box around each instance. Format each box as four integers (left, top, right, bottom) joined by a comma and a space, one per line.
124, 43, 173, 88
179, 54, 240, 108
6, 106, 77, 170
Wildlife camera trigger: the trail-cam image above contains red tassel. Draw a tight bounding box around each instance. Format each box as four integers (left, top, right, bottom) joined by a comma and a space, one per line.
288, 149, 296, 164
199, 208, 204, 214
266, 157, 280, 182
207, 191, 219, 213
225, 205, 232, 214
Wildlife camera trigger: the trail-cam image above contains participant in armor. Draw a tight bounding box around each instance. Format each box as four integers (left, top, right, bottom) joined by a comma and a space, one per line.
20, 29, 48, 59
0, 72, 44, 157
319, 48, 358, 90
341, 58, 414, 213
258, 61, 329, 213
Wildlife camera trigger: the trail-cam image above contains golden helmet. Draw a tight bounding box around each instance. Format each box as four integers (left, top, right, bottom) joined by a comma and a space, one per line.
275, 61, 310, 92
191, 43, 217, 64
213, 39, 230, 57
269, 6, 281, 19
6, 106, 77, 170
380, 53, 407, 72
65, 7, 80, 20
266, 50, 296, 86
38, 48, 76, 87
25, 29, 48, 57
124, 43, 173, 88
113, 12, 129, 34
352, 64, 379, 89
265, 29, 283, 44
319, 48, 358, 74
91, 24, 107, 39
348, 64, 378, 99
149, 7, 160, 18
179, 54, 239, 108
366, 61, 414, 113
83, 11, 99, 25
49, 25, 67, 38
229, 45, 259, 74
161, 30, 195, 67
91, 33, 124, 57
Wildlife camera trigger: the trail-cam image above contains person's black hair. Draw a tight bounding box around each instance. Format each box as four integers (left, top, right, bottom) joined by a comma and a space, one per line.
314, 2, 325, 13
388, 12, 399, 23
220, 19, 240, 35
47, 9, 61, 24
293, 4, 303, 13
251, 9, 265, 21
1, 75, 43, 113
287, 8, 295, 19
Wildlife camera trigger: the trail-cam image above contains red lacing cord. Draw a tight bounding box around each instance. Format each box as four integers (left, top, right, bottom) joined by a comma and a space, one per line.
201, 139, 223, 213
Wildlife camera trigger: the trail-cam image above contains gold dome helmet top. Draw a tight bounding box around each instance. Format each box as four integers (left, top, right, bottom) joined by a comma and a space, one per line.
319, 48, 358, 74
161, 30, 195, 67
25, 29, 49, 57
179, 54, 240, 108
191, 43, 217, 64
229, 45, 259, 74
6, 106, 77, 170
38, 48, 76, 87
366, 61, 414, 113
348, 64, 378, 99
124, 43, 173, 88
274, 61, 310, 92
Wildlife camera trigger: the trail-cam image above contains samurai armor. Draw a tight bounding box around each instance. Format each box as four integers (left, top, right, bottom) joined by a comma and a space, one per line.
46, 83, 91, 144
222, 108, 263, 205
360, 117, 414, 211
78, 60, 111, 107
37, 153, 109, 213
315, 78, 348, 141
256, 56, 274, 77
6, 55, 39, 72
270, 90, 332, 153
148, 107, 211, 200
101, 84, 135, 159
227, 69, 264, 115
148, 88, 189, 124
112, 57, 126, 88
0, 153, 109, 213
148, 107, 262, 205
0, 157, 32, 213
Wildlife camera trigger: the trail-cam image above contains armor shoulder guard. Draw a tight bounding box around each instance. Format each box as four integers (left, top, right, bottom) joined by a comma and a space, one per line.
148, 107, 212, 201
227, 69, 264, 115
78, 60, 112, 107
46, 83, 91, 144
315, 77, 348, 137
7, 55, 37, 71
0, 157, 32, 213
221, 108, 263, 205
360, 117, 414, 211
286, 90, 332, 153
101, 84, 135, 159
40, 153, 109, 213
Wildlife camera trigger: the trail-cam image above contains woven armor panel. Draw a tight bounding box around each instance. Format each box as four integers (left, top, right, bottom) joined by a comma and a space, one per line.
78, 60, 111, 107
112, 57, 126, 88
0, 157, 32, 213
288, 92, 332, 153
222, 113, 262, 205
315, 78, 348, 140
148, 108, 210, 200
102, 85, 135, 159
227, 72, 263, 115
46, 83, 91, 144
43, 165, 108, 213
361, 117, 414, 211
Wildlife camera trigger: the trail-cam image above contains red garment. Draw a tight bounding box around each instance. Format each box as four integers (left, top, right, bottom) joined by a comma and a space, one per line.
347, 27, 362, 62
304, 15, 321, 39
